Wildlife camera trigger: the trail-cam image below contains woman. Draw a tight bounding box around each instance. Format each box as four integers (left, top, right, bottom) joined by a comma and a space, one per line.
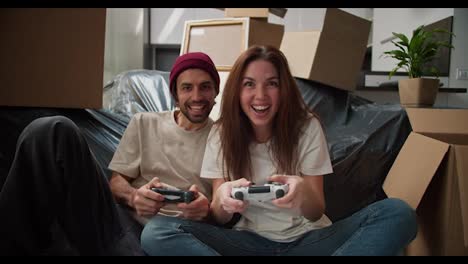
199, 45, 417, 255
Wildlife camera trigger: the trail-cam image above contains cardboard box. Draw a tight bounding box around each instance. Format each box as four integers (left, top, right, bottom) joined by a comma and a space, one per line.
224, 8, 287, 19
0, 8, 106, 109
181, 18, 284, 71
383, 108, 468, 255
280, 8, 371, 92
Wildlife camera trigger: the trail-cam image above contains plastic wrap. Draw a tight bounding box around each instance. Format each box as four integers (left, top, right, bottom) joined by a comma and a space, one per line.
1, 71, 411, 223
0, 108, 124, 184
103, 69, 175, 119
1, 70, 178, 186
297, 79, 411, 221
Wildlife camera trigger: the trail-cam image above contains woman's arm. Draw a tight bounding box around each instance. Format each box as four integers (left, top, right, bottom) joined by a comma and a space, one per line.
210, 179, 233, 224
300, 175, 325, 221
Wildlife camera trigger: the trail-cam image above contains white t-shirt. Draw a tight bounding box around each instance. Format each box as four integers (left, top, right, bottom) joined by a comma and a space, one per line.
201, 115, 333, 242
109, 110, 213, 222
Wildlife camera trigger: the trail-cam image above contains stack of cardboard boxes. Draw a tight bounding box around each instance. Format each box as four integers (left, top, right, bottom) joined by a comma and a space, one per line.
280, 8, 371, 92
0, 8, 106, 109
180, 8, 286, 72
384, 108, 468, 255
224, 8, 288, 21
181, 8, 371, 94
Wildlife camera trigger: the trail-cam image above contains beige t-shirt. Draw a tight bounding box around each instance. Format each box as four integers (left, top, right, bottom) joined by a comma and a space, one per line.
109, 110, 213, 220
201, 115, 333, 242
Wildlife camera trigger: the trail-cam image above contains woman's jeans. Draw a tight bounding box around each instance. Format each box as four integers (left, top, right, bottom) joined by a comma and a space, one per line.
141, 198, 417, 256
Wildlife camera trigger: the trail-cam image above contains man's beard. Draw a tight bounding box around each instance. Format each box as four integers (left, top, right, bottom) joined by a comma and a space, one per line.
179, 100, 214, 123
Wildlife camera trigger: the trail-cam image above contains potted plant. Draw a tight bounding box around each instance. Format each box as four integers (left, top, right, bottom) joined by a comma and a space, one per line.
383, 25, 455, 107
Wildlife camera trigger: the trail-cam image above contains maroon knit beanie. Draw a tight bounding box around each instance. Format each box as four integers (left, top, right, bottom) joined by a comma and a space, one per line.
169, 52, 220, 100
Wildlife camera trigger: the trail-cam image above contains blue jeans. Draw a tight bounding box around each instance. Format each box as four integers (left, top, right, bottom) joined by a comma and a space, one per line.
141, 198, 417, 256
141, 215, 221, 256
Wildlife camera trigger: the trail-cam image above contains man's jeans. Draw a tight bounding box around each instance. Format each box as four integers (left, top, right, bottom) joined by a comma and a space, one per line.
141, 198, 417, 256
141, 215, 222, 256
0, 116, 142, 255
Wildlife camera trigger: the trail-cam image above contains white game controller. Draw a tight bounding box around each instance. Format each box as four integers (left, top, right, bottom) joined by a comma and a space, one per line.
231, 182, 289, 202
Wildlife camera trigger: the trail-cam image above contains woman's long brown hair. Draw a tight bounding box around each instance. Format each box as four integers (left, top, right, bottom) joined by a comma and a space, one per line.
217, 45, 313, 181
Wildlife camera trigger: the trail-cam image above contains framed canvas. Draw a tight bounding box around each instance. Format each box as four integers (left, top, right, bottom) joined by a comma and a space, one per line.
181, 18, 248, 71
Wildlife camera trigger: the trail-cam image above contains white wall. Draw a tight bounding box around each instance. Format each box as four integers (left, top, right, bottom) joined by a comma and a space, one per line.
209, 71, 229, 120
371, 8, 454, 73
151, 8, 373, 45
150, 8, 468, 108
270, 8, 324, 31
448, 8, 468, 107
150, 8, 224, 45
270, 8, 373, 31
361, 8, 468, 107
104, 8, 145, 85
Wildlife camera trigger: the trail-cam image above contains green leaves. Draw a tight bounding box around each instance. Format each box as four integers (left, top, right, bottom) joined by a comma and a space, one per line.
383, 25, 455, 79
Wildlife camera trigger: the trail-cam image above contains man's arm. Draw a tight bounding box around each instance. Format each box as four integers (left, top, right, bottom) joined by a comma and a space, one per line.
109, 172, 137, 208
110, 172, 166, 216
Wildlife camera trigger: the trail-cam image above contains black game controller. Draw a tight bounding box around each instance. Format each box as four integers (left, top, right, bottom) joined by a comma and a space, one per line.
151, 188, 196, 203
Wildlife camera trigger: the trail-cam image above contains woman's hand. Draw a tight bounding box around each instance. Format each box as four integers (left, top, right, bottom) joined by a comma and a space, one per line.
210, 178, 252, 224
269, 175, 305, 211
269, 174, 325, 221
216, 178, 251, 214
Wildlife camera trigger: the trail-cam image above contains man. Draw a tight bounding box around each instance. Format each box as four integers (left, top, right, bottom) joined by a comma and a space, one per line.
0, 52, 220, 255
110, 52, 222, 255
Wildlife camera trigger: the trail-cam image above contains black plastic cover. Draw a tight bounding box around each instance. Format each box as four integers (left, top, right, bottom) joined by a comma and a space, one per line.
297, 79, 411, 221
0, 71, 411, 222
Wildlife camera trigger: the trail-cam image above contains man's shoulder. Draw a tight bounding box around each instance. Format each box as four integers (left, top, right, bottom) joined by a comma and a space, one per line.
131, 111, 173, 123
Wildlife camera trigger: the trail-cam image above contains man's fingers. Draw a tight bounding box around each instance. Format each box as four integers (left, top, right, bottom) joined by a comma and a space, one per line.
189, 184, 199, 193
137, 205, 159, 216
136, 192, 164, 208
141, 188, 165, 201
149, 177, 160, 184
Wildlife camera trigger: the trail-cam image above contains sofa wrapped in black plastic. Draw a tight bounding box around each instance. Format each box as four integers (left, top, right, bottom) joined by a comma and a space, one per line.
297, 79, 411, 221
0, 70, 411, 253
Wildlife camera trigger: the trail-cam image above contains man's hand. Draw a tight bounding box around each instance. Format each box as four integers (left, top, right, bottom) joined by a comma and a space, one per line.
132, 177, 165, 217
177, 185, 210, 221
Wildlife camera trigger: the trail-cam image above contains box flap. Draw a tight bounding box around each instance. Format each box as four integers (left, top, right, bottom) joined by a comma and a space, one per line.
249, 19, 284, 50
223, 8, 287, 18
419, 133, 468, 145
280, 31, 321, 80
383, 132, 449, 209
455, 146, 468, 246
269, 8, 288, 18
0, 8, 106, 109
406, 108, 468, 135
310, 8, 371, 91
